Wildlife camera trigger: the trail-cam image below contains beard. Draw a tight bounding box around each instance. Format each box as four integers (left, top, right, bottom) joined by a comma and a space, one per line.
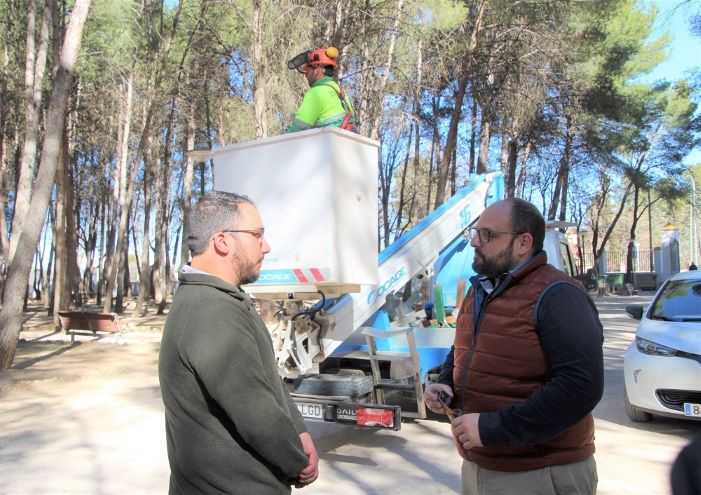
472, 240, 517, 279
233, 250, 261, 285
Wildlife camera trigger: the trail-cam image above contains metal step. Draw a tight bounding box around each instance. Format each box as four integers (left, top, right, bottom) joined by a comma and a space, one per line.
361, 326, 427, 419
374, 381, 416, 392
292, 370, 374, 398
337, 350, 412, 362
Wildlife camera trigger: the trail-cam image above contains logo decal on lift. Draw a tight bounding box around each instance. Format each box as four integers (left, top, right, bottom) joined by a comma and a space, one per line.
459, 204, 471, 230
367, 266, 407, 305
256, 268, 330, 284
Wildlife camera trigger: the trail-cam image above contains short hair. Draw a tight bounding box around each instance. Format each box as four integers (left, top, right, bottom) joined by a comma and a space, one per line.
187, 191, 254, 256
507, 198, 545, 253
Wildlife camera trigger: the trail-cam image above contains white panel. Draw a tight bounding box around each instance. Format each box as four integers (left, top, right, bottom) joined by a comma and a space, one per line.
211, 128, 379, 286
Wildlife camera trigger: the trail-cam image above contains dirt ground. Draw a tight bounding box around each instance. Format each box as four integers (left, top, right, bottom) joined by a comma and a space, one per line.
1, 296, 700, 495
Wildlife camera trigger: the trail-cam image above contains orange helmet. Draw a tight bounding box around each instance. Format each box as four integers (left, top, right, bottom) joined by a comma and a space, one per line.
288, 47, 340, 70
307, 47, 339, 68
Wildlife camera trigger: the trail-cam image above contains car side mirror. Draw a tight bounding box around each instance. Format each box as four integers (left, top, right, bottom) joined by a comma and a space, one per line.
625, 304, 644, 320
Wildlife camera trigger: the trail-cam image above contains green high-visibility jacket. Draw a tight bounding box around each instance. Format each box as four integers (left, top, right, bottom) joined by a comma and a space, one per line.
288, 76, 356, 133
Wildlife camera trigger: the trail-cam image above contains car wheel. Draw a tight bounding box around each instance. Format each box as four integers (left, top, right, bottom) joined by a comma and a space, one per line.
624, 386, 652, 422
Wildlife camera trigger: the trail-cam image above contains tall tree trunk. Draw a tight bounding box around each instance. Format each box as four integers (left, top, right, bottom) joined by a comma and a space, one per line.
427, 94, 441, 215
369, 0, 403, 140
0, 0, 91, 370
65, 82, 81, 306
593, 180, 634, 267
103, 1, 182, 312
435, 69, 469, 208
61, 121, 80, 309
625, 184, 642, 284
103, 71, 132, 309
32, 245, 42, 300
96, 190, 107, 306
450, 144, 457, 196
505, 136, 518, 198
42, 206, 54, 308
434, 1, 486, 207
180, 101, 196, 267
82, 201, 98, 299
515, 140, 532, 197
476, 114, 490, 174
53, 131, 69, 321
408, 119, 421, 225
156, 117, 174, 314
357, 0, 404, 139
202, 82, 213, 197
395, 121, 413, 236
9, 0, 52, 263
469, 95, 477, 174
410, 35, 423, 224
324, 0, 351, 49
252, 0, 267, 138
0, 31, 11, 268
114, 221, 129, 313
134, 141, 153, 316
548, 115, 573, 220
500, 129, 509, 191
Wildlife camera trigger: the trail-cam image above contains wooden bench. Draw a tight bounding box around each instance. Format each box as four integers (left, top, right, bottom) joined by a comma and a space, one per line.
57, 311, 122, 343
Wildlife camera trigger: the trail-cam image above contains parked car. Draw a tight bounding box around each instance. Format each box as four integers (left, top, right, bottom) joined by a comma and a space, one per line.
623, 270, 701, 422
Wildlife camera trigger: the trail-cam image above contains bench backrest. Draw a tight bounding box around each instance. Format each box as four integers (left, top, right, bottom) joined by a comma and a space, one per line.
57, 311, 121, 333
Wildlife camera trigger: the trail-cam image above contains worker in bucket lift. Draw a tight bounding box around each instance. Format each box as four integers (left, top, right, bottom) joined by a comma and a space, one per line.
287, 46, 357, 133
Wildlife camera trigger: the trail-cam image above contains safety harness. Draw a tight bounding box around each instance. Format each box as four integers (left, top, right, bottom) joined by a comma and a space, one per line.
321, 83, 357, 132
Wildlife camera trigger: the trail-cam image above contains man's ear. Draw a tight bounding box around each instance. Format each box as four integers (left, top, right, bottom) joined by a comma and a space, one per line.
211, 232, 232, 255
515, 232, 534, 257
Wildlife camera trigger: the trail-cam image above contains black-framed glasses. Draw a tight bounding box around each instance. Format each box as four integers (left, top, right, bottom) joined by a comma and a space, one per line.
221, 228, 265, 242
467, 227, 522, 244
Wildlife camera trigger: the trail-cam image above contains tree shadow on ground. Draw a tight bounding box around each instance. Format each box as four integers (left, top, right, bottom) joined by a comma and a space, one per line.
11, 341, 81, 369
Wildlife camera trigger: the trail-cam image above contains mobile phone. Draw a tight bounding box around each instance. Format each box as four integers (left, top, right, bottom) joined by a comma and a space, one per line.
437, 390, 451, 405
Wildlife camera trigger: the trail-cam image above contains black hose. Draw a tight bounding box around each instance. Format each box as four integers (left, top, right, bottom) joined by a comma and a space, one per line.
291, 290, 326, 321
289, 291, 326, 364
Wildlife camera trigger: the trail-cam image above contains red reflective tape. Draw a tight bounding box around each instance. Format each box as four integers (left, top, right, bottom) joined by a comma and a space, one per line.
310, 268, 325, 281
356, 407, 394, 428
293, 269, 308, 283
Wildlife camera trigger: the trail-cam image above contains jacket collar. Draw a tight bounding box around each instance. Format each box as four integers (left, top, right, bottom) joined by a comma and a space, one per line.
470, 250, 549, 294
510, 250, 548, 282
312, 76, 335, 87
177, 267, 250, 307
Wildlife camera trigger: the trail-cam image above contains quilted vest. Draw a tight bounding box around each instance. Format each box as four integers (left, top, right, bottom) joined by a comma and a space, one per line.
453, 253, 595, 472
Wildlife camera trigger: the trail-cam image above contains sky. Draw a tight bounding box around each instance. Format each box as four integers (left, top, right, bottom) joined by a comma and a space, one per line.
649, 1, 699, 81
647, 0, 701, 165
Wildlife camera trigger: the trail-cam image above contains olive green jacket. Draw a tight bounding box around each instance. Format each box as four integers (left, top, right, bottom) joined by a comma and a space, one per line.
159, 269, 309, 494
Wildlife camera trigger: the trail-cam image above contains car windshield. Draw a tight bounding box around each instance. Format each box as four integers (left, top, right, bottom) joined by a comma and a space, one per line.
651, 280, 701, 322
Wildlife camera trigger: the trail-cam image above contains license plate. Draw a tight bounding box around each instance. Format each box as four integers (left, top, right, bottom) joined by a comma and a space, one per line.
297, 402, 324, 420
683, 403, 701, 417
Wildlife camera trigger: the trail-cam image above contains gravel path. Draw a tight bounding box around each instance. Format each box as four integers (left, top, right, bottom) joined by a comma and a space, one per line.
1, 296, 700, 494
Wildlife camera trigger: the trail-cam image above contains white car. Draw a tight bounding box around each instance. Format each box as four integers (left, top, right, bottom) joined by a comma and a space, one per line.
623, 270, 701, 422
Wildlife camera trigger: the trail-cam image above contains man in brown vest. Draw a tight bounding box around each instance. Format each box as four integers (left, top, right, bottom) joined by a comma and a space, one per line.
425, 198, 604, 495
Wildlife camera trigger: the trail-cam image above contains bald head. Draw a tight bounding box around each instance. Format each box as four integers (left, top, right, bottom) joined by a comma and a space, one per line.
475, 198, 545, 258
502, 198, 545, 254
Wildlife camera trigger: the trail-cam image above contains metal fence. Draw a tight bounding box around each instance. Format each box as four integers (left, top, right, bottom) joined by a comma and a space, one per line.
581, 250, 654, 273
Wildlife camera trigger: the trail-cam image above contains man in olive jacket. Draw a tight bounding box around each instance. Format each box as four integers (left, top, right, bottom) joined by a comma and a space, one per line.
159, 191, 318, 494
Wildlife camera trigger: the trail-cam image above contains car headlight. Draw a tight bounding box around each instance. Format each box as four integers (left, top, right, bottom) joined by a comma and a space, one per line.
635, 337, 677, 356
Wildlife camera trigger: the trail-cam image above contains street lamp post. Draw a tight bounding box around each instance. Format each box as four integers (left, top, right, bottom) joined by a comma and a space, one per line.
648, 189, 653, 272
688, 173, 699, 266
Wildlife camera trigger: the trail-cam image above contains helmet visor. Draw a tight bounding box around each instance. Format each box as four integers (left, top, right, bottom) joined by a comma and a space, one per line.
287, 50, 311, 70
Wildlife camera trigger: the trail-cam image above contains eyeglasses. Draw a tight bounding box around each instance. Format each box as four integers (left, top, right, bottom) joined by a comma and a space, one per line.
221, 228, 265, 242
467, 227, 522, 244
